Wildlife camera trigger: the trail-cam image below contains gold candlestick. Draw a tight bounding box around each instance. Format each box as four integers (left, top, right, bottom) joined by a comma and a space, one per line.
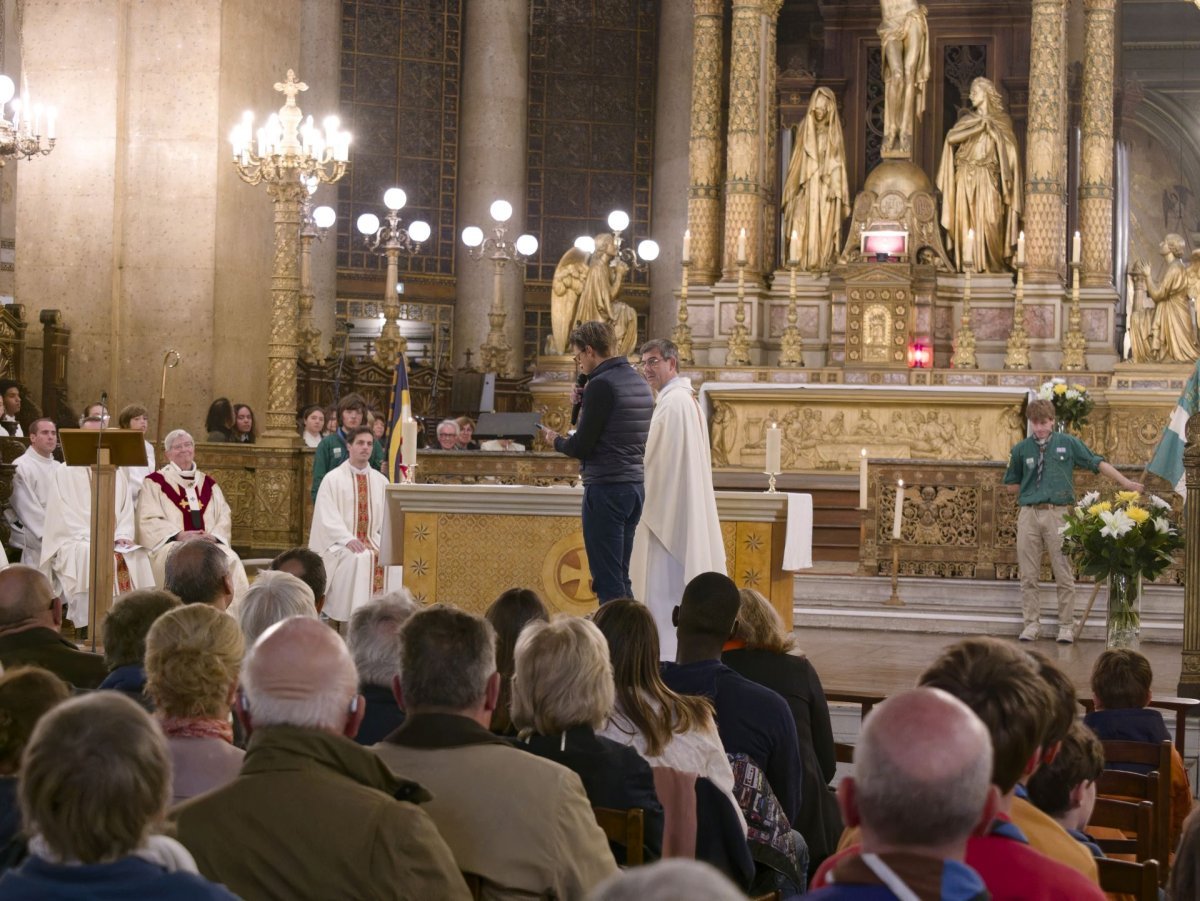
1061, 260, 1088, 371
673, 257, 695, 365
886, 540, 905, 606
950, 266, 978, 369
1004, 261, 1031, 369
778, 259, 804, 367
725, 256, 751, 366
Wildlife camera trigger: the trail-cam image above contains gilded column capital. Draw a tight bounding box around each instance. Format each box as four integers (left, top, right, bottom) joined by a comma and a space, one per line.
693, 0, 723, 15
1023, 0, 1068, 285
687, 0, 726, 283
1079, 0, 1116, 287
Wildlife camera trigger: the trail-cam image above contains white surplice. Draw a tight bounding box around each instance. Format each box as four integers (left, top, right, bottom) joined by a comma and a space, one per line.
6, 446, 61, 570
40, 466, 154, 627
630, 376, 727, 661
308, 461, 388, 622
124, 439, 157, 504
135, 463, 249, 599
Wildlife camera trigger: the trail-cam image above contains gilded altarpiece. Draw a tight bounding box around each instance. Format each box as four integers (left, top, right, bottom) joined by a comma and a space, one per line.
843, 265, 920, 368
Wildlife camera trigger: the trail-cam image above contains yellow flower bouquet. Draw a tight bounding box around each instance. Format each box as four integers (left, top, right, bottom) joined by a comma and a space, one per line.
1037, 378, 1094, 432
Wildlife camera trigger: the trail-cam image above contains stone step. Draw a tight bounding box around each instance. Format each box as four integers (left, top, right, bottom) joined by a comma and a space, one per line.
793, 572, 1183, 643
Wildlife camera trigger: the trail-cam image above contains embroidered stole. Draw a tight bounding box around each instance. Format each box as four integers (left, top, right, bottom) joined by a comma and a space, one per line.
354, 472, 384, 595
146, 471, 214, 532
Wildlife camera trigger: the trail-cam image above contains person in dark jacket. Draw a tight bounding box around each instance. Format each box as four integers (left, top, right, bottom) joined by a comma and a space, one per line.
512, 614, 664, 865
346, 591, 419, 745
98, 589, 181, 709
541, 320, 653, 602
0, 566, 107, 690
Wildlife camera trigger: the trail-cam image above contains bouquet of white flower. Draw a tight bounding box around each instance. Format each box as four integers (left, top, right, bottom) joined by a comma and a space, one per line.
1037, 378, 1093, 432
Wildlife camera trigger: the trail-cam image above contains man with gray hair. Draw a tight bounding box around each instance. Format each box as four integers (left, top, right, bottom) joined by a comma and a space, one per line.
347, 589, 419, 745
172, 616, 469, 900
164, 540, 235, 610
233, 569, 317, 645
136, 428, 248, 599
0, 565, 107, 688
806, 688, 995, 899
373, 605, 617, 897
629, 337, 725, 660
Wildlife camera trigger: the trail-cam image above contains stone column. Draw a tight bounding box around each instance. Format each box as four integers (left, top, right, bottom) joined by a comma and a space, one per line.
1023, 0, 1069, 284
648, 0, 693, 339
1179, 414, 1200, 696
685, 0, 724, 286
455, 0, 528, 371
1079, 0, 1115, 287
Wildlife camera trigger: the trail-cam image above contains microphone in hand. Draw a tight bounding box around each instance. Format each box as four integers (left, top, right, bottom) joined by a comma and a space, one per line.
570, 373, 588, 426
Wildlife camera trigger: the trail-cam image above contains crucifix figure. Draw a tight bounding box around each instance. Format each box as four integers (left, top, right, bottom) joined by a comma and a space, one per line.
878, 0, 930, 159
274, 69, 309, 107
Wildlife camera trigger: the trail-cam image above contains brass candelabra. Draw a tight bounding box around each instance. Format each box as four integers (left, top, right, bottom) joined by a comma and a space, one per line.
950, 266, 978, 369
1004, 261, 1031, 369
357, 188, 430, 366
778, 258, 804, 367
298, 178, 336, 364
725, 256, 751, 366
1061, 260, 1088, 371
672, 257, 695, 365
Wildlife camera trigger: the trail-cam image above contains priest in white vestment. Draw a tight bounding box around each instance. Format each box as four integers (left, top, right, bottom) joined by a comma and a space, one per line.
6, 417, 61, 572
629, 338, 726, 661
308, 426, 388, 624
40, 418, 154, 629
135, 429, 249, 599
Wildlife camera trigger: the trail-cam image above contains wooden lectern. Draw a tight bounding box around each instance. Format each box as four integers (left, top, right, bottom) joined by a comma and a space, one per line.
59, 428, 146, 650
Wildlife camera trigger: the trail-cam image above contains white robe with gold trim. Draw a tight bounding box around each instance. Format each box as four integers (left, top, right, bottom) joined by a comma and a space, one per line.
308, 462, 388, 622
630, 376, 727, 661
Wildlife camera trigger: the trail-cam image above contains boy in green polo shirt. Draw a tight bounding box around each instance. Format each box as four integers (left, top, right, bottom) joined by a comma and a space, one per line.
1004, 398, 1142, 644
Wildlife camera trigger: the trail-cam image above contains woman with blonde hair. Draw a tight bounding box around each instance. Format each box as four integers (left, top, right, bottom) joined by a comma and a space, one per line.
145, 604, 245, 804
723, 588, 841, 868
512, 615, 664, 864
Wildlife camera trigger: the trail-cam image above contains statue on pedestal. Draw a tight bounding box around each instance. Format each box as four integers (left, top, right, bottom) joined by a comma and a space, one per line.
781, 87, 849, 273
936, 77, 1022, 273
878, 0, 930, 158
1129, 233, 1200, 364
550, 234, 638, 357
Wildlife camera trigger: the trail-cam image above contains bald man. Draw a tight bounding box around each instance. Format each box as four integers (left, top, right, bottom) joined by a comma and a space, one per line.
808, 688, 995, 899
172, 618, 469, 900
0, 565, 106, 688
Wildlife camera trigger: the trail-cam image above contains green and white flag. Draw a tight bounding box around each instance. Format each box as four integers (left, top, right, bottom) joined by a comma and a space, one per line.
1146, 359, 1200, 498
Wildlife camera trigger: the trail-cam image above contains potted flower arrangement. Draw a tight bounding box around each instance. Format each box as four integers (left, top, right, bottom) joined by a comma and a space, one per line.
1060, 489, 1182, 647
1037, 378, 1094, 433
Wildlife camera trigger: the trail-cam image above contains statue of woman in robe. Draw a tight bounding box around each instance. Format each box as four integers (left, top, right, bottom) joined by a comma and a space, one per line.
1130, 233, 1200, 363
780, 88, 849, 273
936, 77, 1022, 273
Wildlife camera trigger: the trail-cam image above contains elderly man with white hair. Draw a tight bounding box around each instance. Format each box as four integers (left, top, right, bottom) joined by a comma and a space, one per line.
135, 429, 248, 599
346, 590, 419, 745
172, 616, 470, 900
233, 569, 318, 645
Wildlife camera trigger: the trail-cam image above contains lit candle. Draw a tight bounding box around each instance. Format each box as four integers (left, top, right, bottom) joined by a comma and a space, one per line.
765, 423, 781, 475
737, 227, 747, 263
859, 448, 868, 509
963, 229, 974, 267
789, 229, 800, 264
32, 103, 41, 137
1016, 230, 1025, 266
892, 479, 905, 539
401, 418, 418, 469
1072, 230, 1081, 265
682, 229, 691, 262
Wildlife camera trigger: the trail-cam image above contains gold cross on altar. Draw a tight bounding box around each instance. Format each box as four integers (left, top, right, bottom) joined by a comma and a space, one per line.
274, 70, 308, 106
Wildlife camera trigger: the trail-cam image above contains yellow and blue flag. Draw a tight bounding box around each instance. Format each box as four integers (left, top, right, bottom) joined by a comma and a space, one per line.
386, 352, 412, 482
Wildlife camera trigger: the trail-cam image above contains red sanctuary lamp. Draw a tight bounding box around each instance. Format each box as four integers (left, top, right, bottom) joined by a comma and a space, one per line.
907, 342, 930, 368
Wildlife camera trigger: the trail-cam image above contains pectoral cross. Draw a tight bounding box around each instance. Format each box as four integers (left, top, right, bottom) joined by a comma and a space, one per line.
274, 69, 308, 107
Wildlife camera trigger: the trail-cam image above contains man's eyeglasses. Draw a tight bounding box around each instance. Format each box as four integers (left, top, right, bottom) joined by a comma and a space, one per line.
638, 357, 664, 370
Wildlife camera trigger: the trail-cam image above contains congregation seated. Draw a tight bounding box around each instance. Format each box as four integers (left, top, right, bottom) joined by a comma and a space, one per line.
483, 586, 549, 735
590, 859, 746, 901
1026, 722, 1106, 858
807, 688, 996, 900
0, 692, 237, 900
269, 546, 327, 613
98, 589, 181, 708
723, 588, 842, 868
136, 429, 250, 600
372, 604, 617, 898
1170, 810, 1200, 900
0, 566, 106, 689
435, 419, 459, 449
346, 590, 419, 745
1084, 647, 1193, 846
164, 540, 235, 610
232, 569, 317, 645
204, 397, 235, 443
511, 614, 664, 865
454, 416, 479, 450
172, 617, 469, 899
0, 667, 69, 871
144, 604, 245, 804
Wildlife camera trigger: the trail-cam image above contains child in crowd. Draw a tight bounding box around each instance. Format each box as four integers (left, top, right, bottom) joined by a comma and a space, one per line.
1026, 722, 1106, 858
1085, 648, 1194, 846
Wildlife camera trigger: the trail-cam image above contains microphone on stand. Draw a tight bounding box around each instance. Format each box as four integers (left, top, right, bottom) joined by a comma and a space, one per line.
570, 373, 588, 426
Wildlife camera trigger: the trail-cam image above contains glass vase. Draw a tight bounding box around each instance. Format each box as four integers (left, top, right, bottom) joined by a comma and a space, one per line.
1106, 572, 1142, 649
1054, 419, 1068, 433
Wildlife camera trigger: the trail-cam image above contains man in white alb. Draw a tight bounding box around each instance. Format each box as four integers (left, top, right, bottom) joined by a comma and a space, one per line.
40, 414, 155, 630
6, 418, 60, 571
135, 428, 249, 598
629, 338, 726, 660
308, 426, 388, 625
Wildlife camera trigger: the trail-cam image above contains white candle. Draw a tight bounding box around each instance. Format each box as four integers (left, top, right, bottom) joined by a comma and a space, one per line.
789, 229, 800, 263
859, 448, 868, 509
682, 229, 691, 262
737, 228, 747, 263
401, 418, 418, 469
765, 423, 781, 475
963, 229, 974, 266
1072, 230, 1081, 264
1016, 230, 1025, 266
892, 479, 905, 539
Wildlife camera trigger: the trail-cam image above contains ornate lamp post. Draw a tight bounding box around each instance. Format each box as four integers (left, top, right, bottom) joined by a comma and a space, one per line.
462, 200, 538, 376
298, 177, 336, 364
229, 69, 349, 444
0, 75, 55, 164
356, 188, 429, 366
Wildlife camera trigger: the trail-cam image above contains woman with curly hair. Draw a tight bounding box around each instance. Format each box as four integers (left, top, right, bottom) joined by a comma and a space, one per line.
145, 604, 245, 804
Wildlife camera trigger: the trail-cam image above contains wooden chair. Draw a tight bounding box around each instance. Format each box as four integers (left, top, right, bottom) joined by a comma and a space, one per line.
1096, 770, 1169, 884
1100, 739, 1173, 881
835, 741, 855, 764
593, 807, 645, 866
1096, 857, 1159, 901
1079, 696, 1200, 758
1088, 796, 1154, 860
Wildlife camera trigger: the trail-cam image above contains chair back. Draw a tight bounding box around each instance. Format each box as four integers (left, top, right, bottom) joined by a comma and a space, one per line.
1100, 739, 1172, 884
593, 807, 645, 866
1096, 857, 1159, 901
1088, 796, 1154, 860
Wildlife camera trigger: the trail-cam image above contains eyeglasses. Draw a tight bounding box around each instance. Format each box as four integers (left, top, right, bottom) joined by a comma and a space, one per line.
638, 357, 664, 370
